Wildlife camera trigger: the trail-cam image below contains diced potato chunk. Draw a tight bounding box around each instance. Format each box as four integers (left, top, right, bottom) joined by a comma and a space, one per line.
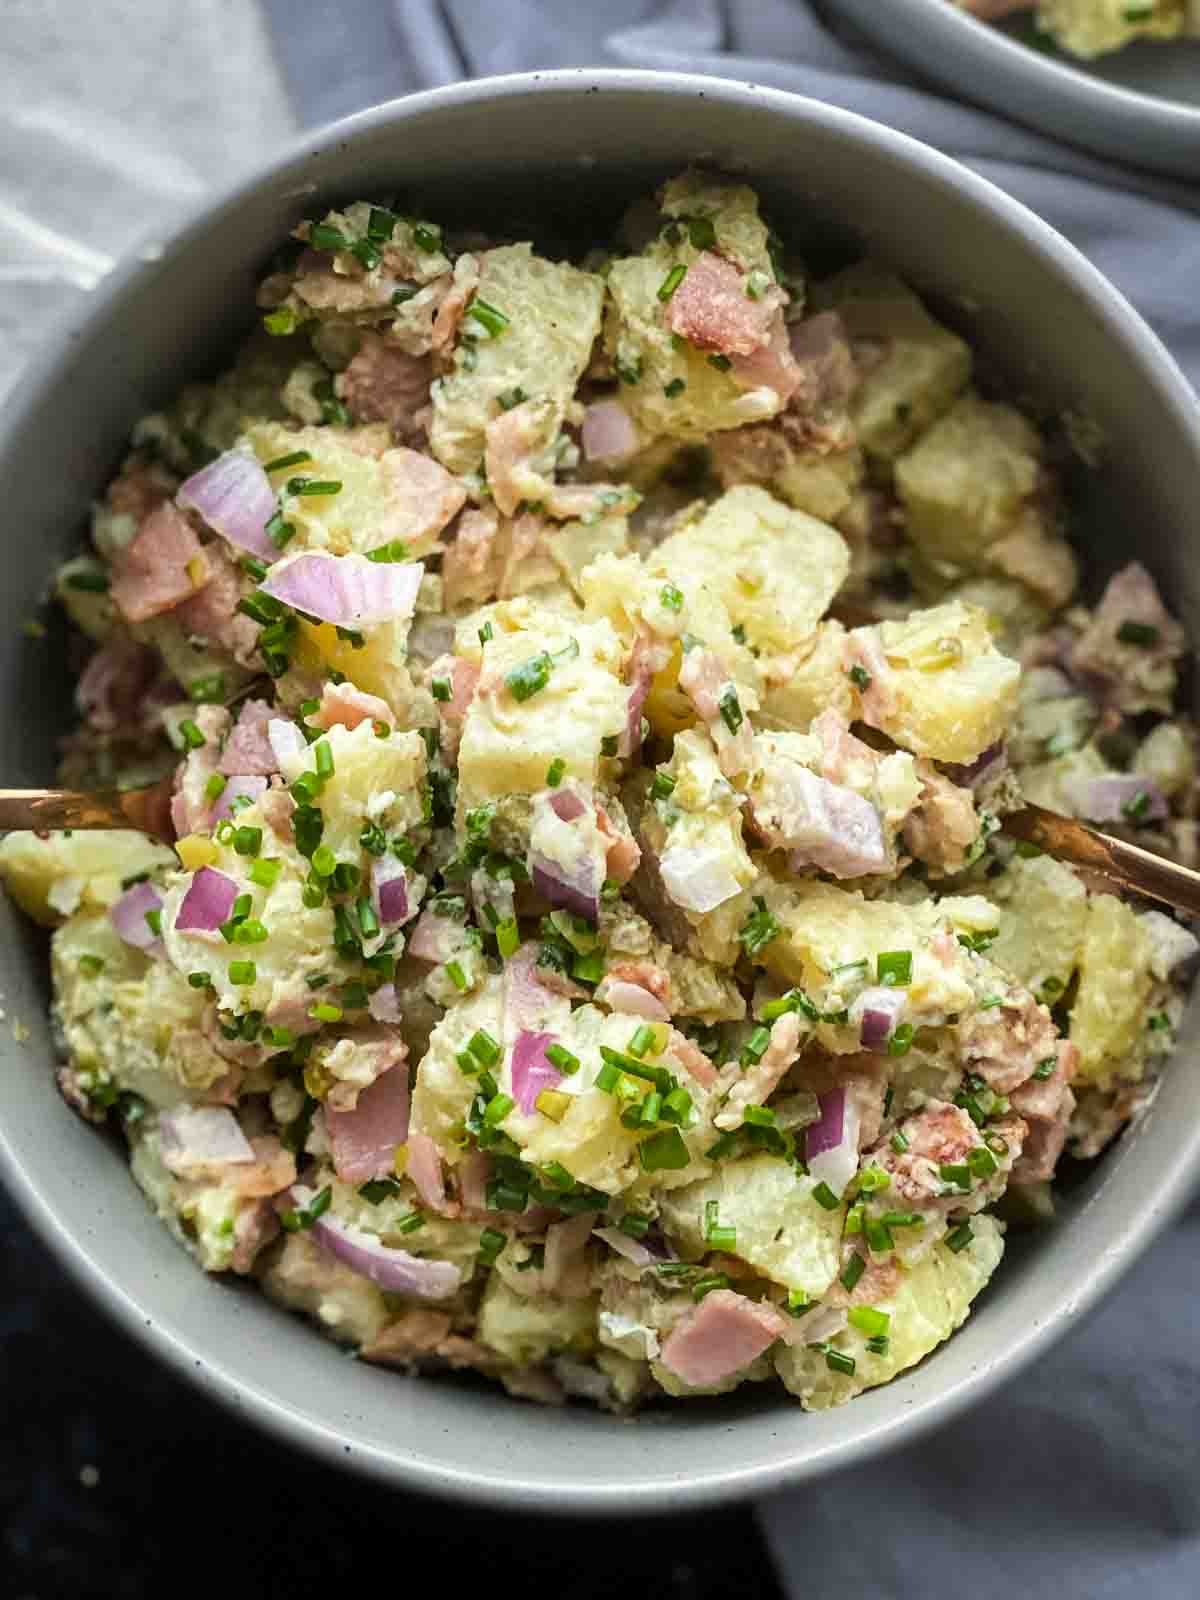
477, 1275, 596, 1366
430, 244, 604, 475
658, 1155, 844, 1298
652, 487, 849, 656
604, 177, 785, 443
0, 830, 175, 927
986, 854, 1088, 999
1070, 894, 1157, 1087
895, 393, 1042, 571
852, 600, 1020, 764
759, 622, 855, 734
774, 1215, 1004, 1409
242, 422, 459, 558
457, 609, 627, 813
812, 263, 971, 461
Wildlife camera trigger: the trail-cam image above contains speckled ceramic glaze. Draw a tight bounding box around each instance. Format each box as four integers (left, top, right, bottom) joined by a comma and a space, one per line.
830, 0, 1200, 177
0, 71, 1197, 1511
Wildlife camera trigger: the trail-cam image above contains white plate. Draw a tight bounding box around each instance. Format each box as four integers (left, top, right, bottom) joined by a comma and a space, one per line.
828, 0, 1200, 178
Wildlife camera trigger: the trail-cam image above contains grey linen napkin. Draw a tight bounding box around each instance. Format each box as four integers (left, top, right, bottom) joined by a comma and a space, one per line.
230, 0, 1200, 1590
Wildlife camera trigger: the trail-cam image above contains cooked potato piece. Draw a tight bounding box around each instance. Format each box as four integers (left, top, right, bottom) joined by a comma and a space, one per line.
774, 1215, 1004, 1409
1070, 895, 1157, 1087
1038, 0, 1183, 59
0, 830, 175, 927
812, 263, 971, 461
430, 244, 604, 476
658, 1155, 844, 1298
985, 854, 1088, 999
653, 487, 849, 656
478, 1275, 596, 1367
850, 600, 1020, 764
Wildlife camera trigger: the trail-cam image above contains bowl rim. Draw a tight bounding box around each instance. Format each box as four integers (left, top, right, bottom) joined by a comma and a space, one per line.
827, 0, 1200, 177
2, 65, 1200, 1514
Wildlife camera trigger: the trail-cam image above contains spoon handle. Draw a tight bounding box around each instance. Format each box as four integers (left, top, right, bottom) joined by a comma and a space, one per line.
1002, 803, 1200, 919
0, 781, 175, 843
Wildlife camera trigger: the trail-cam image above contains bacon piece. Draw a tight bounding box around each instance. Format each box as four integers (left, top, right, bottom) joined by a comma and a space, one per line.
312, 680, 395, 733
659, 1289, 788, 1388
729, 317, 801, 403
406, 1130, 450, 1214
379, 447, 467, 552
110, 501, 208, 623
715, 1012, 802, 1130
325, 1059, 411, 1185
902, 762, 978, 876
76, 637, 158, 733
218, 698, 277, 777
231, 1198, 280, 1274
667, 1026, 718, 1089
335, 333, 432, 442
959, 990, 1060, 1095
174, 541, 258, 664
666, 252, 776, 357
441, 506, 500, 608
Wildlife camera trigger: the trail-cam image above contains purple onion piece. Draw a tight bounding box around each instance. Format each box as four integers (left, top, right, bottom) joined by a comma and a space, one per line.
175, 866, 238, 934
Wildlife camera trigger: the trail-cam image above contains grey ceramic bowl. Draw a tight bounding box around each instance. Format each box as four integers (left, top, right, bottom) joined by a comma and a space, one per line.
829, 0, 1200, 177
1, 69, 1198, 1513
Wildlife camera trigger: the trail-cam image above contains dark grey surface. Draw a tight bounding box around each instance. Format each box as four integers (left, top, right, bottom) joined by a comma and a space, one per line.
1, 73, 1199, 1527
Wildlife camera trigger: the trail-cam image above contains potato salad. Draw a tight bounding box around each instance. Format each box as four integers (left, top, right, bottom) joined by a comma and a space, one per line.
952, 0, 1200, 57
3, 170, 1195, 1414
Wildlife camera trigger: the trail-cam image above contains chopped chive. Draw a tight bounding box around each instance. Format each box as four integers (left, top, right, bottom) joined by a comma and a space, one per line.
144, 909, 162, 937
412, 222, 441, 252
189, 674, 225, 704
279, 1184, 332, 1233
445, 960, 468, 992
946, 1223, 974, 1253
939, 1163, 972, 1192
890, 1131, 910, 1154
572, 952, 605, 985
841, 1252, 866, 1291
232, 919, 268, 945
187, 970, 212, 989
313, 740, 334, 780
628, 1023, 658, 1059
505, 651, 552, 702
740, 1025, 771, 1067
309, 1001, 343, 1023
263, 307, 297, 336
812, 1181, 841, 1211
78, 954, 106, 977
233, 825, 262, 857
264, 511, 295, 550
703, 1199, 736, 1252
1032, 1057, 1057, 1081
545, 1043, 580, 1075
1148, 1012, 1172, 1032
366, 539, 410, 563
477, 1227, 506, 1266
483, 1092, 515, 1127
264, 449, 313, 473
879, 1211, 925, 1229
864, 1217, 894, 1253
657, 263, 687, 302
844, 1202, 865, 1235
848, 1305, 890, 1337
1116, 619, 1159, 647
309, 222, 349, 253
1123, 790, 1152, 824
311, 844, 337, 878
431, 677, 452, 703
663, 377, 686, 399
738, 897, 781, 959
178, 718, 206, 751
650, 771, 676, 801
876, 950, 912, 988
967, 1146, 998, 1179
661, 1085, 693, 1125
356, 896, 380, 940
467, 298, 510, 337
468, 1029, 501, 1068
717, 684, 742, 735
887, 1023, 914, 1058
228, 960, 257, 985
638, 1128, 690, 1172
707, 353, 732, 372
848, 664, 872, 692
660, 582, 684, 612
287, 477, 342, 497
496, 918, 519, 959
742, 1104, 775, 1128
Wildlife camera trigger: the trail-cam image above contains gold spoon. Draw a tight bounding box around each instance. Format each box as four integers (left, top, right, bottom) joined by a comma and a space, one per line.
0, 782, 1197, 918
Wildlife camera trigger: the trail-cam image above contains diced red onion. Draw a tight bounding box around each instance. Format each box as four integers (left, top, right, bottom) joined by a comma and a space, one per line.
530, 862, 600, 924
944, 742, 1005, 790
581, 399, 639, 464
261, 550, 423, 627
1073, 774, 1168, 824
511, 1029, 563, 1116
367, 982, 402, 1024
177, 448, 278, 563
549, 785, 588, 823
598, 979, 670, 1021
658, 845, 742, 914
620, 674, 651, 760
267, 718, 306, 771
504, 942, 562, 1033
175, 866, 238, 934
805, 1086, 861, 1196
852, 987, 907, 1052
210, 774, 268, 824
593, 1226, 655, 1268
310, 1209, 461, 1299
159, 1105, 254, 1169
371, 859, 410, 927
110, 879, 165, 957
